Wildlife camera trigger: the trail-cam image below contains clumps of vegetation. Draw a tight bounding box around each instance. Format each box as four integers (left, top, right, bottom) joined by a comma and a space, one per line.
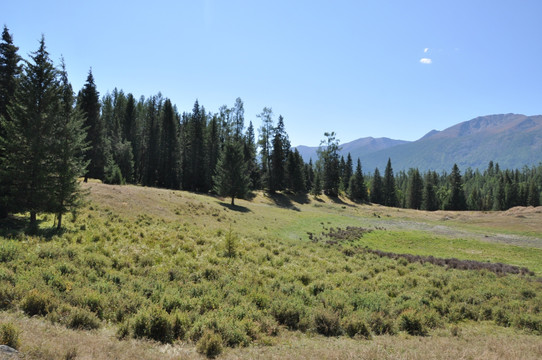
196, 330, 223, 358
0, 322, 20, 349
307, 226, 372, 244
366, 248, 534, 276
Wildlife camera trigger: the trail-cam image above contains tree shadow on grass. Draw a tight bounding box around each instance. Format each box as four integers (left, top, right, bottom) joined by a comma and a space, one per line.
328, 196, 355, 207
0, 215, 66, 239
267, 193, 301, 212
218, 202, 252, 213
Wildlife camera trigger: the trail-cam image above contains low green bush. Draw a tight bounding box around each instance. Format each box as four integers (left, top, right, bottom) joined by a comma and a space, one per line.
21, 289, 56, 316
314, 308, 341, 336
196, 330, 223, 359
0, 322, 20, 349
68, 308, 101, 330
343, 314, 371, 339
399, 309, 426, 336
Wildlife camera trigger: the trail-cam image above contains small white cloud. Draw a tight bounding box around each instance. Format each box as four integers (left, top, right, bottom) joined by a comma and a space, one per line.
420, 58, 432, 64
424, 48, 429, 53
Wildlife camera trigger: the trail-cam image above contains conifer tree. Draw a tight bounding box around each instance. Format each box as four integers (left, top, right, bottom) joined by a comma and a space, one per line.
257, 107, 274, 187
319, 132, 341, 196
158, 99, 180, 189
51, 61, 89, 229
343, 153, 353, 193
422, 171, 439, 211
383, 158, 398, 207
244, 121, 260, 190
78, 69, 104, 181
205, 114, 221, 191
213, 140, 250, 205
0, 25, 21, 218
370, 168, 383, 204
286, 149, 305, 193
269, 115, 289, 192
1, 37, 61, 228
348, 159, 366, 202
447, 164, 466, 210
406, 168, 423, 209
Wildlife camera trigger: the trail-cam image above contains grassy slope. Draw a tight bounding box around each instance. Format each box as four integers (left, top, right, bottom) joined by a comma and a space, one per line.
0, 182, 541, 359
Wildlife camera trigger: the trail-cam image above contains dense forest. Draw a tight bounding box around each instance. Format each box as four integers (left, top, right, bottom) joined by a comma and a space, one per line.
0, 28, 541, 228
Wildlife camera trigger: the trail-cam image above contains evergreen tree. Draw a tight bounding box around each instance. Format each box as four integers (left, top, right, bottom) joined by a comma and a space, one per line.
422, 171, 439, 211
257, 107, 274, 187
383, 158, 398, 207
286, 149, 305, 193
158, 99, 181, 189
51, 60, 89, 229
0, 25, 21, 218
78, 69, 104, 181
406, 168, 423, 209
1, 37, 60, 228
213, 140, 250, 205
370, 168, 383, 204
348, 159, 366, 202
243, 121, 260, 190
527, 179, 540, 207
190, 100, 206, 191
319, 132, 341, 196
311, 162, 323, 196
232, 97, 244, 141
343, 153, 353, 194
142, 95, 161, 186
205, 114, 221, 191
304, 159, 314, 192
447, 164, 466, 210
269, 115, 289, 192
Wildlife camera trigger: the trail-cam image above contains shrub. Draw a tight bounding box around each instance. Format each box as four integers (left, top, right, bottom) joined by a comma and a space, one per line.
0, 241, 18, 263
148, 307, 173, 343
132, 311, 149, 338
224, 228, 238, 258
369, 312, 395, 335
0, 283, 15, 310
68, 308, 101, 330
514, 314, 542, 334
0, 322, 20, 349
271, 299, 305, 330
196, 330, 223, 359
314, 308, 341, 336
399, 310, 426, 336
21, 289, 55, 316
494, 307, 511, 327
171, 311, 191, 340
343, 315, 371, 339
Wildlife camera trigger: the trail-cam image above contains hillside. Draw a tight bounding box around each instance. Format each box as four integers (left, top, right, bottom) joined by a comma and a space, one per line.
297, 114, 542, 172
0, 183, 541, 359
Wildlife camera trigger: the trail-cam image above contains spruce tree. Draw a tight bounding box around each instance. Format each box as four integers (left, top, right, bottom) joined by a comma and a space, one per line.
422, 171, 439, 211
319, 132, 341, 196
2, 37, 60, 228
78, 69, 104, 181
159, 99, 181, 189
205, 114, 221, 191
244, 121, 260, 190
370, 168, 383, 204
0, 25, 21, 218
447, 164, 466, 210
343, 153, 353, 194
383, 158, 398, 207
406, 168, 423, 209
269, 115, 289, 192
51, 61, 89, 229
348, 159, 366, 202
286, 149, 305, 193
257, 107, 274, 187
213, 140, 250, 205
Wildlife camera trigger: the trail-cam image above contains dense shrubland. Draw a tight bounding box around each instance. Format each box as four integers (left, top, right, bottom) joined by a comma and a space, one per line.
1, 185, 541, 357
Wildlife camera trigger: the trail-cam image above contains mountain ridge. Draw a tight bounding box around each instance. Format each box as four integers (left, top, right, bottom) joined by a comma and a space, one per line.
295, 113, 542, 172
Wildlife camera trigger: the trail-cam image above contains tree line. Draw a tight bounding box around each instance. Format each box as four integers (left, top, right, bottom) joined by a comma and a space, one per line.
1, 28, 541, 229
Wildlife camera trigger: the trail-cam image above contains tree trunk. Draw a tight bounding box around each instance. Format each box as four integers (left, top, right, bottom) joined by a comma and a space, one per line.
231, 196, 235, 206
56, 213, 62, 231
84, 175, 88, 183
29, 211, 37, 232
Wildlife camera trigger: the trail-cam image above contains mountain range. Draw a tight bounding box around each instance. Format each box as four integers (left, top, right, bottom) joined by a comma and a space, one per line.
295, 114, 542, 173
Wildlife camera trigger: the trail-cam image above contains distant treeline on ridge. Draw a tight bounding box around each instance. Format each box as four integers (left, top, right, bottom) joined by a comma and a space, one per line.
0, 28, 541, 228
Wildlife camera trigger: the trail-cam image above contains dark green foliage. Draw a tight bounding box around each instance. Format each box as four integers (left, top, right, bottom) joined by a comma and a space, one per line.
1, 37, 63, 228
244, 121, 260, 190
78, 70, 105, 181
406, 168, 423, 209
348, 159, 367, 202
22, 289, 55, 316
269, 115, 289, 192
257, 107, 274, 187
286, 149, 306, 193
447, 164, 466, 210
0, 26, 21, 218
370, 168, 383, 204
344, 315, 371, 339
399, 310, 426, 336
383, 158, 398, 207
158, 99, 181, 189
213, 140, 250, 205
319, 132, 341, 196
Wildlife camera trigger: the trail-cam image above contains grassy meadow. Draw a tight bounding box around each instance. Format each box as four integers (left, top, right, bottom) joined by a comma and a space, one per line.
0, 182, 541, 359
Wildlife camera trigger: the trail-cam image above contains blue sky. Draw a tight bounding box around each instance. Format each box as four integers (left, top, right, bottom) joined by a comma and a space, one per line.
3, 0, 542, 146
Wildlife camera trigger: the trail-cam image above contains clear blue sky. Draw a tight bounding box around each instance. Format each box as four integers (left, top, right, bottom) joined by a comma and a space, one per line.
3, 0, 542, 146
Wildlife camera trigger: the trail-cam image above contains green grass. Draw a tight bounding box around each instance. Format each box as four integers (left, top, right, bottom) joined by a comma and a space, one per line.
358, 230, 542, 274
0, 183, 541, 357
